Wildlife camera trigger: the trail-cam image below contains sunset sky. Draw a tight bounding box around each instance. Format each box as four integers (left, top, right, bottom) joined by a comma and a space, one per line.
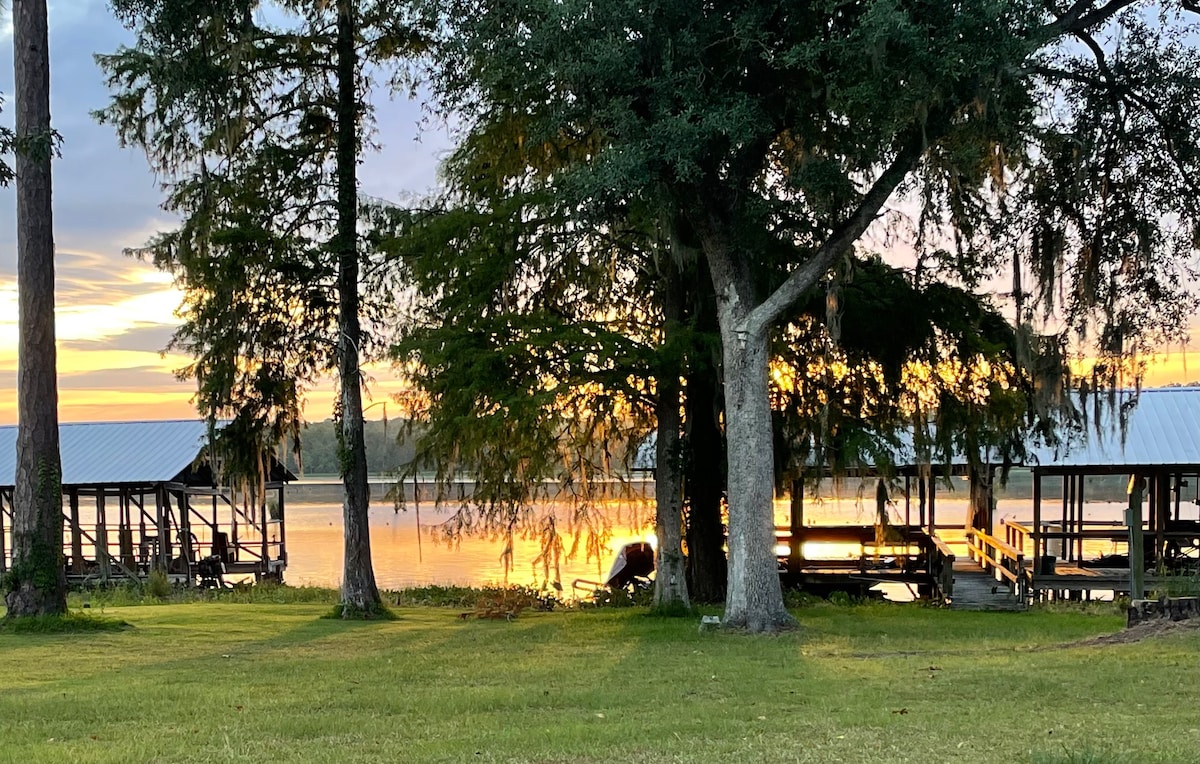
1, 2, 1198, 426
0, 1, 449, 425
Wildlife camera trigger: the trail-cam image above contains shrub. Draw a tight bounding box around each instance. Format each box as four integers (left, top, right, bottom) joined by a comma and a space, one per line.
145, 570, 172, 600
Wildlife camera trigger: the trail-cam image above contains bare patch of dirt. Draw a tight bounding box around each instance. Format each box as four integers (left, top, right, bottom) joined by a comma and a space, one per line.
1055, 618, 1200, 648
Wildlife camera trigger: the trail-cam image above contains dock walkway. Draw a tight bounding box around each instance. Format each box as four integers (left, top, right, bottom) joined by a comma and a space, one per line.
948, 561, 1025, 611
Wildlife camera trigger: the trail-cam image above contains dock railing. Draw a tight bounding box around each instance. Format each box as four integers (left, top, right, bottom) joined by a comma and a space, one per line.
966, 526, 1029, 602
925, 534, 956, 602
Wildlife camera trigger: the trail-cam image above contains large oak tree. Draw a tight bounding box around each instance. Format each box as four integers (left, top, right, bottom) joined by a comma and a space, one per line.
426, 0, 1200, 631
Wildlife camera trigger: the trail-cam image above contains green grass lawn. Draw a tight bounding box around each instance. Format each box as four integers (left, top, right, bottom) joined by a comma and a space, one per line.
0, 600, 1196, 763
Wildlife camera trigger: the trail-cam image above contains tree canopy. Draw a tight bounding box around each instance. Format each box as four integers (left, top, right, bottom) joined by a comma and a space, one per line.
96, 0, 425, 615
0, 94, 14, 187
411, 0, 1200, 630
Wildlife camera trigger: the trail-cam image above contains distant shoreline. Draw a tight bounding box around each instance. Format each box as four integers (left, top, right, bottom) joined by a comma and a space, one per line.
282, 470, 1136, 505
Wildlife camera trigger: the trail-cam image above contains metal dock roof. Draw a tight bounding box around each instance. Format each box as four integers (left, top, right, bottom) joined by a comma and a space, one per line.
1028, 386, 1200, 469
0, 420, 212, 487
631, 387, 1200, 473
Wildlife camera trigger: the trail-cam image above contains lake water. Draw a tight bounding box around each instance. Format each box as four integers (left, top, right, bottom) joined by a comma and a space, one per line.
283, 499, 656, 593
281, 490, 1186, 591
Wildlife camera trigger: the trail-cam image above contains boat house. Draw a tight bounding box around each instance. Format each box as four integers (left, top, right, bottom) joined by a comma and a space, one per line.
636, 386, 1200, 604
0, 420, 295, 586
1004, 386, 1200, 598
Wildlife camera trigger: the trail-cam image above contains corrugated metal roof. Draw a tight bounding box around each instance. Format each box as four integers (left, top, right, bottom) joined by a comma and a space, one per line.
0, 420, 212, 487
629, 387, 1200, 473
1028, 387, 1200, 469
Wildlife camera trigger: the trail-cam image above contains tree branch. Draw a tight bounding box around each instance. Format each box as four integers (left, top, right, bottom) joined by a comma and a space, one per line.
1066, 31, 1200, 202
746, 129, 927, 337
1038, 0, 1140, 37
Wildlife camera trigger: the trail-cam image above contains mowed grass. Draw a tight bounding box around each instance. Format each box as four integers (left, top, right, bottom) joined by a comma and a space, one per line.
0, 601, 1196, 763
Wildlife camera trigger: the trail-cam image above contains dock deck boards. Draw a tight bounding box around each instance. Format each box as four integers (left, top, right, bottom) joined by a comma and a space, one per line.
948, 561, 1025, 611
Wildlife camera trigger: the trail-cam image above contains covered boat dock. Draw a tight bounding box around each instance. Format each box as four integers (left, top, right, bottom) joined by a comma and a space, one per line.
0, 420, 295, 586
1003, 387, 1200, 600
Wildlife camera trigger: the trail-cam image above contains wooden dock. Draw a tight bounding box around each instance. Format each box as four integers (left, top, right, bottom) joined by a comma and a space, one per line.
947, 561, 1025, 611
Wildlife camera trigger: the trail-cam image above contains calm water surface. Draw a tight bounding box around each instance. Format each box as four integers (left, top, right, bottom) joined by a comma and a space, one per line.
283, 499, 655, 591
282, 489, 1185, 591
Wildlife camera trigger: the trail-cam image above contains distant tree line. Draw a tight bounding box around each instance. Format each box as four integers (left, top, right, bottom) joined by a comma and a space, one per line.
278, 419, 421, 478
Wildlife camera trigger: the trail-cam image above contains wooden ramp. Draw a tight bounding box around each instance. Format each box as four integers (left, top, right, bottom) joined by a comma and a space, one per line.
948, 561, 1026, 611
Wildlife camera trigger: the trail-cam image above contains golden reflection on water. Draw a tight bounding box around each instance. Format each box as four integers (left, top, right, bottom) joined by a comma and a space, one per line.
282, 495, 1145, 592
283, 499, 655, 592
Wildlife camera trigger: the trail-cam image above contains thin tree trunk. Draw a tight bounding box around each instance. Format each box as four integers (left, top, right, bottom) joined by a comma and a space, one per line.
652, 266, 689, 610
684, 353, 726, 603
7, 0, 66, 618
335, 0, 381, 616
967, 464, 993, 534
719, 324, 796, 631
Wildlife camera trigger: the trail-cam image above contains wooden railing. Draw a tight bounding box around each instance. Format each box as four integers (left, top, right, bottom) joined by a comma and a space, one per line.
966, 527, 1029, 602
925, 534, 956, 602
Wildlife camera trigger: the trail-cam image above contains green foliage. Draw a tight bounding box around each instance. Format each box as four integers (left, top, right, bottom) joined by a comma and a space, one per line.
75, 580, 344, 608
1151, 573, 1200, 598
647, 599, 695, 618
0, 611, 129, 634
0, 93, 14, 187
96, 0, 341, 489
144, 570, 171, 599
3, 537, 63, 597
417, 4, 1200, 630
276, 418, 420, 476
583, 583, 654, 609
0, 91, 63, 188
94, 1, 424, 492
426, 0, 1200, 438
376, 181, 662, 570
391, 584, 561, 610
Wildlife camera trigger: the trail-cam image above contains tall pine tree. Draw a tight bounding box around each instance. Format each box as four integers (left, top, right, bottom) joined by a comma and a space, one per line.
97, 0, 423, 615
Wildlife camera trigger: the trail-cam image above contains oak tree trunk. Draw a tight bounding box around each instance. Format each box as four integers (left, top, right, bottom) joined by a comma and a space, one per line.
335, 0, 381, 616
6, 0, 66, 618
684, 361, 726, 603
719, 324, 796, 631
652, 267, 689, 610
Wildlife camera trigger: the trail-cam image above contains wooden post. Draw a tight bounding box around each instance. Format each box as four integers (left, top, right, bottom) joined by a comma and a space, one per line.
1032, 468, 1043, 587
69, 488, 83, 574
96, 491, 111, 580
1065, 474, 1075, 563
917, 475, 926, 529
180, 491, 194, 583
277, 484, 287, 568
986, 466, 996, 535
260, 490, 268, 580
1128, 476, 1146, 600
0, 488, 7, 574
1174, 473, 1183, 522
119, 490, 136, 570
903, 474, 911, 527
788, 478, 804, 571
1080, 470, 1089, 561
156, 485, 170, 571
927, 474, 936, 535
1155, 472, 1168, 570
